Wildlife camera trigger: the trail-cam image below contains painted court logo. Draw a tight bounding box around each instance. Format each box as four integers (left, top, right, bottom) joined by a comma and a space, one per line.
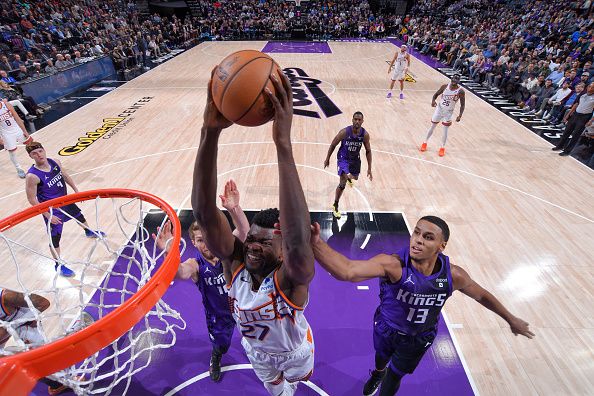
283, 67, 342, 119
59, 97, 154, 156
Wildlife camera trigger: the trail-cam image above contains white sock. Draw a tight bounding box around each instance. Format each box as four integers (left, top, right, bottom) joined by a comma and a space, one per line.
441, 125, 450, 147
426, 123, 437, 141
8, 150, 22, 171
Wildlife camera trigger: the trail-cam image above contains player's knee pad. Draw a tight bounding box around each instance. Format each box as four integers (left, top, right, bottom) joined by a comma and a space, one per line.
338, 182, 346, 190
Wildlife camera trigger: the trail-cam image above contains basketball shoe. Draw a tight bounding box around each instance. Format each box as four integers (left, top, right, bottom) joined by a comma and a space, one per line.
439, 147, 446, 157
331, 203, 341, 219
420, 142, 427, 152
363, 369, 386, 395
209, 350, 222, 382
386, 92, 392, 98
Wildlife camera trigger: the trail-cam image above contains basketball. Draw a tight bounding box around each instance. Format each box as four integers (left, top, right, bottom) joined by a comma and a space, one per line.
211, 50, 283, 127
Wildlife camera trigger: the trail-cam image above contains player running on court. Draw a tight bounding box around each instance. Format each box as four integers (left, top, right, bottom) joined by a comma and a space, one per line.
192, 70, 316, 395
420, 74, 465, 157
0, 98, 32, 178
324, 111, 372, 219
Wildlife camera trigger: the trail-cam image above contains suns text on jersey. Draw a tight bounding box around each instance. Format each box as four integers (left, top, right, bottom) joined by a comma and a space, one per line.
230, 293, 296, 325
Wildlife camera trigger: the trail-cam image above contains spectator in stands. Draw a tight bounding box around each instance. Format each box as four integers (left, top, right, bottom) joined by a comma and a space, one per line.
73, 51, 84, 64
554, 82, 594, 156
0, 55, 12, 72
44, 59, 57, 75
10, 54, 23, 70
536, 80, 572, 118
550, 82, 585, 126
63, 54, 74, 67
0, 70, 17, 85
54, 54, 68, 70
0, 81, 43, 117
15, 64, 30, 82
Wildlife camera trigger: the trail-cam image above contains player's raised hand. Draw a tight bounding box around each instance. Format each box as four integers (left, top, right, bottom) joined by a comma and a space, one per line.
508, 316, 535, 339
204, 67, 233, 132
219, 179, 240, 211
265, 71, 293, 146
152, 220, 173, 252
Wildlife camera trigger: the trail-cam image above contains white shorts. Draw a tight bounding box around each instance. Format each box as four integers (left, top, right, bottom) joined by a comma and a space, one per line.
1, 130, 27, 151
391, 67, 406, 81
431, 107, 455, 124
3, 308, 44, 346
241, 332, 315, 384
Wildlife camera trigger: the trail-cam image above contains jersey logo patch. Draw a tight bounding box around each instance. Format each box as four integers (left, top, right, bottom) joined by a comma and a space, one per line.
403, 274, 415, 285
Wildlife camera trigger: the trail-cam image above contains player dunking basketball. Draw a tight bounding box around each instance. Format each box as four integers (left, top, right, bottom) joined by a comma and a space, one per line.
154, 180, 249, 383
0, 98, 32, 178
420, 74, 465, 157
307, 215, 534, 395
25, 141, 105, 278
192, 70, 315, 395
387, 45, 411, 99
324, 112, 372, 219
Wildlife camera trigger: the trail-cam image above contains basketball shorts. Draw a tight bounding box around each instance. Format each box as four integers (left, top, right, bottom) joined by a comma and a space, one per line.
241, 331, 314, 384
206, 313, 235, 354
431, 107, 455, 124
1, 130, 27, 151
42, 203, 84, 237
373, 317, 436, 375
392, 67, 406, 81
7, 308, 44, 346
337, 159, 361, 177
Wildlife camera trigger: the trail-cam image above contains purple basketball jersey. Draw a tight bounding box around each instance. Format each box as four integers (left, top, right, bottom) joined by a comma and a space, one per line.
337, 126, 366, 162
27, 158, 67, 203
195, 253, 233, 319
377, 247, 453, 336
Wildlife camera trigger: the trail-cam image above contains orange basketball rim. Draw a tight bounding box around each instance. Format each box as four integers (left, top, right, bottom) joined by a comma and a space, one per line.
0, 189, 181, 395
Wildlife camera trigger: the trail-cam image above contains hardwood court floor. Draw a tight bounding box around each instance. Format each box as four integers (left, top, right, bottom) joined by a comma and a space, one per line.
0, 41, 592, 395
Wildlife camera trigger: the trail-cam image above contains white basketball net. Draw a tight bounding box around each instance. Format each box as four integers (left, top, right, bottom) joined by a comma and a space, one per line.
0, 195, 186, 395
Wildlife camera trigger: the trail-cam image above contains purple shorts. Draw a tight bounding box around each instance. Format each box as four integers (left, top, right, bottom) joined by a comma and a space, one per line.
206, 313, 235, 354
337, 159, 361, 176
42, 203, 83, 236
373, 316, 435, 375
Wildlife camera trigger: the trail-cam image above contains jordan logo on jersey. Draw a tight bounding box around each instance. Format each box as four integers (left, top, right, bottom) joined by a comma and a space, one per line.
403, 274, 415, 285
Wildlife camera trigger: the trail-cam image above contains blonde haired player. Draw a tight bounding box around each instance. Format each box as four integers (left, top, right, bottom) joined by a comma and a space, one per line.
0, 98, 32, 178
387, 44, 411, 99
420, 74, 465, 157
193, 70, 315, 395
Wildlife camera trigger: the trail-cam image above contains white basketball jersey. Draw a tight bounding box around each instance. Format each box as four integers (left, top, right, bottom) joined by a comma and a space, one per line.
228, 265, 311, 354
0, 101, 21, 136
438, 84, 462, 111
395, 51, 408, 69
